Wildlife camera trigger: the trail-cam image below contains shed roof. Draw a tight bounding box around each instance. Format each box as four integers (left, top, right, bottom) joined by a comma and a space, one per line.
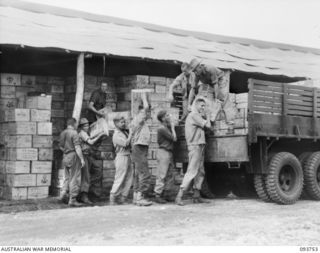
1, 0, 320, 79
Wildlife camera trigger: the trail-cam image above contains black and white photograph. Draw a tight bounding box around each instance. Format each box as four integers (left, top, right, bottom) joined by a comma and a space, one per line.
0, 0, 319, 250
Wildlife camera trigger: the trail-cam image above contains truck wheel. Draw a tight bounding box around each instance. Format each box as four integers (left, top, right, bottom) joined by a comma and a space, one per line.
303, 152, 320, 200
254, 174, 271, 202
298, 152, 312, 200
266, 152, 303, 205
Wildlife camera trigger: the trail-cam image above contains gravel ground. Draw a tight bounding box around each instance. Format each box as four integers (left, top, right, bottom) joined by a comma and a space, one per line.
0, 197, 319, 246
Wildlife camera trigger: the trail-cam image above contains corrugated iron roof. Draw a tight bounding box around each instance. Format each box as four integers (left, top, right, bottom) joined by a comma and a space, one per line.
0, 0, 320, 79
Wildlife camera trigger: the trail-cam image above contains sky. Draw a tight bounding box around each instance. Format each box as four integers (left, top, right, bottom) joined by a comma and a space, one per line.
22, 0, 320, 49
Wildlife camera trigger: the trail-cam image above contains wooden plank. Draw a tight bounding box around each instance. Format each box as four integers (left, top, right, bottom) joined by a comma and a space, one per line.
288, 104, 313, 112
287, 99, 313, 107
288, 95, 313, 102
252, 106, 282, 114
252, 79, 283, 87
287, 110, 313, 116
287, 88, 313, 96
253, 95, 282, 103
254, 84, 283, 93
252, 90, 282, 98
253, 101, 282, 110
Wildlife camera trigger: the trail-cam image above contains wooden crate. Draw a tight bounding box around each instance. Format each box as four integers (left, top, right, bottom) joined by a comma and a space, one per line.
6, 174, 37, 187
7, 148, 38, 161
27, 186, 49, 199
38, 148, 53, 161
26, 96, 52, 110
32, 135, 53, 148
51, 93, 65, 102
0, 73, 21, 86
51, 101, 65, 110
5, 135, 32, 148
2, 161, 30, 174
6, 122, 36, 135
50, 84, 64, 93
48, 76, 65, 86
149, 76, 167, 86
1, 85, 16, 98
155, 84, 167, 94
37, 122, 52, 135
31, 161, 52, 173
52, 118, 65, 135
51, 109, 65, 118
30, 109, 51, 122
0, 98, 16, 110
21, 75, 36, 88
119, 75, 149, 88
35, 76, 48, 85
1, 108, 30, 122
36, 173, 51, 186
1, 186, 27, 200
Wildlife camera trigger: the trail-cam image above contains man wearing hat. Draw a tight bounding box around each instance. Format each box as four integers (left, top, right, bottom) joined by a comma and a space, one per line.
78, 118, 104, 204
168, 62, 196, 121
188, 58, 224, 104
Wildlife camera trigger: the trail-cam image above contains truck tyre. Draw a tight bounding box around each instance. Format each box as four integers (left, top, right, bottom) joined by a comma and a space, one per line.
254, 174, 271, 202
298, 152, 312, 200
303, 152, 320, 200
266, 152, 303, 205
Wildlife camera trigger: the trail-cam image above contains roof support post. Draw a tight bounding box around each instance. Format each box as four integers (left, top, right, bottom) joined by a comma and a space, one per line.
72, 52, 85, 123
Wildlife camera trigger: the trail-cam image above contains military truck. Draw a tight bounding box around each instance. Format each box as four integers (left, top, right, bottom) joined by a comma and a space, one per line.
174, 78, 320, 204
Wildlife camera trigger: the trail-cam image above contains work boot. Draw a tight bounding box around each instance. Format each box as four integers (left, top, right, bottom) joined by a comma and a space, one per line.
193, 189, 210, 204
154, 194, 167, 204
175, 189, 185, 206
80, 192, 93, 205
136, 192, 153, 206
59, 192, 69, 204
68, 198, 84, 207
132, 192, 138, 205
109, 193, 116, 205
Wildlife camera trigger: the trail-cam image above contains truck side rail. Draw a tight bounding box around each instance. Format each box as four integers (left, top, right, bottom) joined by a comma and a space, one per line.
248, 78, 320, 143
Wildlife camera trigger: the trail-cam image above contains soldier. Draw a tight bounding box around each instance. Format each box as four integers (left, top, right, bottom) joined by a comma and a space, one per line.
87, 81, 108, 125
131, 94, 153, 206
153, 110, 177, 204
175, 98, 211, 206
78, 118, 104, 205
168, 62, 196, 121
109, 115, 133, 205
59, 118, 85, 207
187, 58, 224, 107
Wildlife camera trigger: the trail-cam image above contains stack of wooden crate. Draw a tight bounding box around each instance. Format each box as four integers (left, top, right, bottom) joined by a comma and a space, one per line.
0, 95, 53, 200
212, 93, 249, 136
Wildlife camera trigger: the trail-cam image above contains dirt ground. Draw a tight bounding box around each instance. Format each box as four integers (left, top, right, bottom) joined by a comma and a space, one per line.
0, 196, 319, 246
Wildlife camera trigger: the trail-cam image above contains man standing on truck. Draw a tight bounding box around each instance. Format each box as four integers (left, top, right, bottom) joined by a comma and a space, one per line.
87, 81, 108, 125
59, 118, 85, 207
175, 98, 211, 206
187, 58, 235, 122
168, 62, 196, 121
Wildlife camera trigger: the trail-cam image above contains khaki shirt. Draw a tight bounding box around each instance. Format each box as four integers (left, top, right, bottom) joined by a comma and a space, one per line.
185, 111, 206, 146
172, 72, 195, 100
113, 129, 131, 155
59, 127, 80, 154
78, 130, 91, 155
131, 112, 151, 146
194, 65, 224, 87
